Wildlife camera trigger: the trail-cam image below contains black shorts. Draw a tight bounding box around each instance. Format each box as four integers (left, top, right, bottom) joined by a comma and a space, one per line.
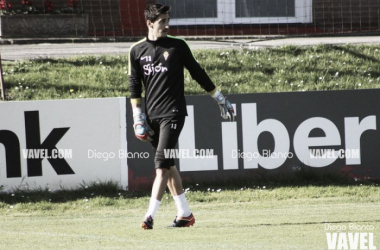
147, 116, 185, 169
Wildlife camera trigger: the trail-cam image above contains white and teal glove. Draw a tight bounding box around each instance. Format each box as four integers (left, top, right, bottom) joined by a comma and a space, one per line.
133, 113, 154, 142
212, 90, 235, 121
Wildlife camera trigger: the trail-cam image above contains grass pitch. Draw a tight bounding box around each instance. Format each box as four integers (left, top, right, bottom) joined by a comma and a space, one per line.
2, 44, 380, 101
1, 183, 379, 250
1, 43, 380, 249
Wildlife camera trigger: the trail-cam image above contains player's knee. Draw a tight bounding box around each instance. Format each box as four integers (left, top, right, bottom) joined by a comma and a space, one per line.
155, 152, 175, 170
155, 167, 170, 178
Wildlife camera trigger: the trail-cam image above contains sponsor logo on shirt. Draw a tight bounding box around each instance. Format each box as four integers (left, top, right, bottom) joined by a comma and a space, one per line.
143, 63, 168, 76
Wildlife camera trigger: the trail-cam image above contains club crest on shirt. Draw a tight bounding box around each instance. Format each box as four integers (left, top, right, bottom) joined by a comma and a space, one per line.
163, 51, 169, 61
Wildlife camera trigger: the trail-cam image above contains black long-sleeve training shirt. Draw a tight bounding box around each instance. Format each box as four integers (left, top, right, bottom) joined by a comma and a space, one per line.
128, 35, 216, 119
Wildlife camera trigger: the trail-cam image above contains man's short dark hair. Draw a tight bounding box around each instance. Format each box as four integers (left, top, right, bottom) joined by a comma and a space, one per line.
145, 4, 171, 22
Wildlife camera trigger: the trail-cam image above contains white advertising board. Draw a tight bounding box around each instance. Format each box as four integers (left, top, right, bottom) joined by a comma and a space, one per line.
0, 98, 127, 191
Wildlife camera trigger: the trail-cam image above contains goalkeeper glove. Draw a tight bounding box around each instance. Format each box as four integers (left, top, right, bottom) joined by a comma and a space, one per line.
133, 113, 154, 142
212, 90, 235, 121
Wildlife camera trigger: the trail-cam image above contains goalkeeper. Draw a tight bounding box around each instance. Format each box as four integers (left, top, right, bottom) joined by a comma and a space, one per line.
128, 3, 235, 230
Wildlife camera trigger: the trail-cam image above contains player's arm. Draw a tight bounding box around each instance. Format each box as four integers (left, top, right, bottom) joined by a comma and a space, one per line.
182, 40, 235, 121
128, 49, 154, 141
181, 40, 215, 92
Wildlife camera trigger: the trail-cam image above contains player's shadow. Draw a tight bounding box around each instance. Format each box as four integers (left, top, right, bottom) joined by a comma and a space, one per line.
0, 180, 150, 205
181, 166, 380, 192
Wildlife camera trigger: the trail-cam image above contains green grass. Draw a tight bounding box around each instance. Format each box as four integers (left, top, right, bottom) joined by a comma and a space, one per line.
1, 44, 380, 249
2, 44, 380, 101
1, 181, 379, 249
2, 55, 129, 101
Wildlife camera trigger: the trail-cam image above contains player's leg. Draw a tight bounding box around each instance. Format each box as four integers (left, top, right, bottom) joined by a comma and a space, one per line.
151, 116, 186, 200
152, 168, 170, 199
167, 165, 195, 227
141, 118, 165, 230
167, 165, 184, 196
141, 116, 186, 229
156, 116, 194, 227
141, 167, 170, 229
143, 165, 186, 227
